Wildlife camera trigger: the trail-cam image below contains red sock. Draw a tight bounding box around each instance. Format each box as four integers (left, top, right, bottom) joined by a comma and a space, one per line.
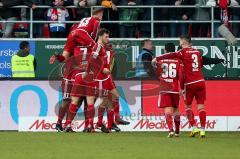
66, 103, 78, 126
57, 104, 69, 124
186, 109, 196, 127
84, 106, 89, 129
113, 98, 120, 124
107, 109, 114, 129
165, 113, 174, 132
97, 106, 105, 126
87, 104, 95, 128
199, 109, 206, 129
174, 114, 180, 134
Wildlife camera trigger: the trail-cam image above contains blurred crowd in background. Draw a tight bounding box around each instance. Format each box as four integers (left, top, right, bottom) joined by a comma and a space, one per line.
1, 0, 240, 38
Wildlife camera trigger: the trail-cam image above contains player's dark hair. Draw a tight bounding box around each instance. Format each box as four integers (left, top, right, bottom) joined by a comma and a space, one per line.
97, 28, 110, 37
141, 39, 151, 47
180, 34, 192, 43
19, 41, 29, 50
165, 43, 175, 52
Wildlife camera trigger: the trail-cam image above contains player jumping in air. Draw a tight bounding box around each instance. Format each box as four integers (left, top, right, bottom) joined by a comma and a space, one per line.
152, 43, 182, 138
49, 7, 104, 132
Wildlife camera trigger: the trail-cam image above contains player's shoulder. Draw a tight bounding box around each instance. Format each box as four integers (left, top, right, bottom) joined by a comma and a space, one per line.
161, 58, 180, 64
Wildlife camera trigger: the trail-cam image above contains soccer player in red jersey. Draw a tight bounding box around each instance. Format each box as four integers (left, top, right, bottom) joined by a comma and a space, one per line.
152, 43, 182, 138
95, 45, 121, 133
155, 35, 207, 138
49, 8, 104, 132
64, 28, 110, 132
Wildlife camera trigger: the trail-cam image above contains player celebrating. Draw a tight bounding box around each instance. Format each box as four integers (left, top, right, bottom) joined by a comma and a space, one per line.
49, 7, 104, 132
65, 28, 110, 132
152, 43, 182, 138
155, 35, 207, 138
95, 44, 123, 133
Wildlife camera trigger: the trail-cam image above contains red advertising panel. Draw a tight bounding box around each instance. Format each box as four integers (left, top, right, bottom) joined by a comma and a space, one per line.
142, 80, 240, 116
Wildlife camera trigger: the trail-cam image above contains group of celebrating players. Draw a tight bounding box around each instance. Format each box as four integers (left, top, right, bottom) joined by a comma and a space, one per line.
152, 37, 223, 138
50, 7, 129, 133
49, 7, 224, 137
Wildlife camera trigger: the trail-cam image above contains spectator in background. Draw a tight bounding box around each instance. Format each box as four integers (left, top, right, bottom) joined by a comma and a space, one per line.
191, 0, 210, 37
119, 0, 142, 38
11, 41, 36, 78
135, 39, 155, 78
138, 0, 156, 38
74, 0, 97, 20
101, 0, 118, 11
168, 0, 195, 37
47, 0, 70, 38
0, 0, 22, 38
100, 0, 119, 37
62, 0, 74, 6
74, 0, 97, 7
154, 0, 169, 37
23, 0, 53, 38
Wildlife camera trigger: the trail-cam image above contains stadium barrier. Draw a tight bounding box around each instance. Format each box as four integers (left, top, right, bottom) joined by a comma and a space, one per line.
1, 5, 240, 38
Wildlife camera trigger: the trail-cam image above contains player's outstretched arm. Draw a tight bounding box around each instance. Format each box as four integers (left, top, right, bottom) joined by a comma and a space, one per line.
49, 50, 70, 64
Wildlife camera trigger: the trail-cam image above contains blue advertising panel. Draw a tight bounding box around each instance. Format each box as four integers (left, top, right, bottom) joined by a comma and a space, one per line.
0, 41, 35, 77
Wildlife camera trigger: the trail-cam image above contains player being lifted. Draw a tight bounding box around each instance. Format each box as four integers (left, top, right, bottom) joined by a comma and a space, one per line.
152, 43, 182, 138
64, 28, 110, 132
155, 35, 220, 138
49, 7, 104, 132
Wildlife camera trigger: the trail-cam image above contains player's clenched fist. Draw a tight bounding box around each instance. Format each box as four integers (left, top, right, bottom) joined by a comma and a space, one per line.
102, 68, 110, 74
49, 54, 66, 64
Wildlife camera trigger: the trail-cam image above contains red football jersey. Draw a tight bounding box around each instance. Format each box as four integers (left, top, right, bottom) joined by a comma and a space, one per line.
93, 43, 109, 80
156, 47, 204, 85
156, 59, 181, 93
73, 46, 93, 72
64, 17, 99, 53
105, 47, 115, 70
76, 16, 100, 40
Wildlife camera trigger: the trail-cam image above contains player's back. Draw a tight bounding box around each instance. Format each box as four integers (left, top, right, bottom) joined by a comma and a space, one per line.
180, 47, 204, 84
76, 16, 99, 38
73, 46, 93, 72
156, 58, 180, 93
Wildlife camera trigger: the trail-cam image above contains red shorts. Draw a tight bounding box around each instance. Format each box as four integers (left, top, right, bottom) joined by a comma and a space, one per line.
71, 73, 98, 97
96, 76, 116, 97
61, 70, 80, 99
61, 78, 74, 100
158, 93, 179, 108
185, 81, 206, 105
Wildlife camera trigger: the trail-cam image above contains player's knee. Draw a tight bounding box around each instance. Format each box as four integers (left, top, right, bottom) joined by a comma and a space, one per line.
164, 107, 173, 114
87, 96, 95, 105
62, 99, 71, 107
185, 105, 192, 110
71, 96, 79, 105
197, 104, 205, 111
111, 89, 119, 98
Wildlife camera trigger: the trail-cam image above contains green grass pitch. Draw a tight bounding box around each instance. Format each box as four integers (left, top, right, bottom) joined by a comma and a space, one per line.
0, 132, 239, 159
